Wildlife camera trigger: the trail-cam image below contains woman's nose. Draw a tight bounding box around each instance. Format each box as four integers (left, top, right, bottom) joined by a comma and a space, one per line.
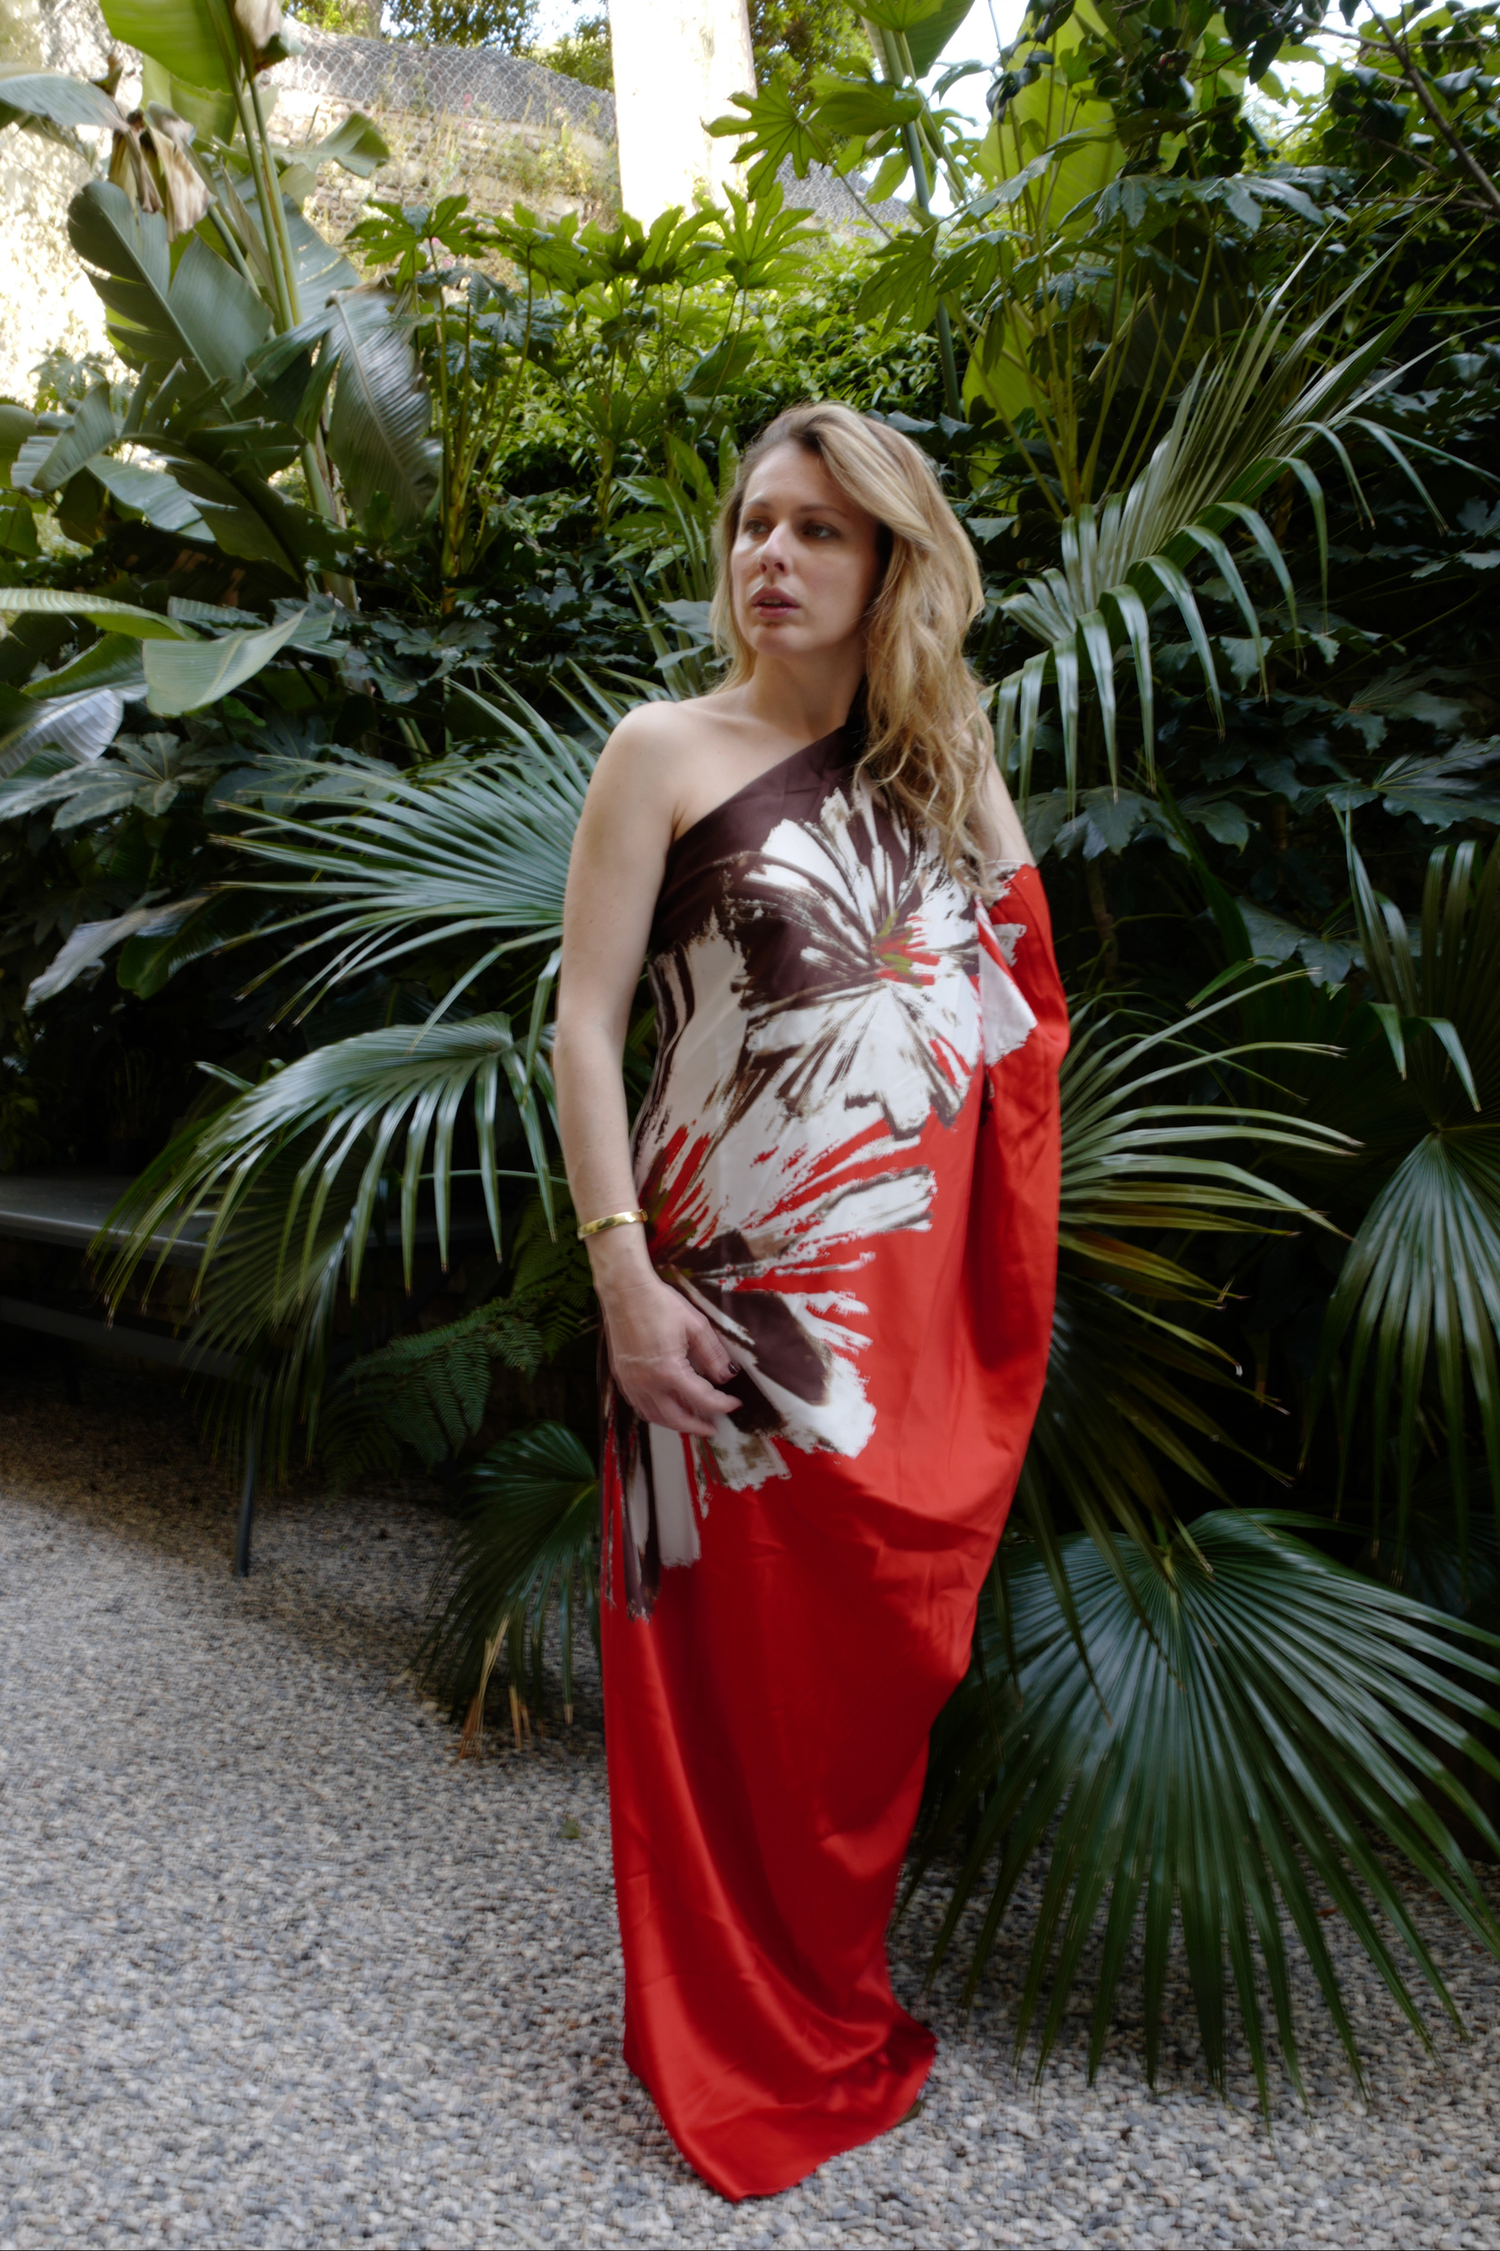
759, 521, 792, 569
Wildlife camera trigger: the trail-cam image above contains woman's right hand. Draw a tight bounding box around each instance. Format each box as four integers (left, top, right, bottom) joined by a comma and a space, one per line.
601, 1270, 741, 1437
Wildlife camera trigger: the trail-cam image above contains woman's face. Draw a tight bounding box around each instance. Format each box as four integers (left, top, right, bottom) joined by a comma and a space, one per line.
729, 442, 885, 666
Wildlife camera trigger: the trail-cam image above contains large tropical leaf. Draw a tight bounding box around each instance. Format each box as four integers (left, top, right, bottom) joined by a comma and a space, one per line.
0, 66, 129, 138
914, 1512, 1500, 2107
1016, 984, 1351, 1628
1312, 838, 1500, 1537
141, 604, 320, 716
253, 286, 439, 531
995, 262, 1449, 795
0, 730, 227, 831
93, 684, 620, 1471
99, 0, 236, 95
220, 173, 359, 322
0, 690, 129, 779
0, 587, 193, 640
67, 182, 271, 387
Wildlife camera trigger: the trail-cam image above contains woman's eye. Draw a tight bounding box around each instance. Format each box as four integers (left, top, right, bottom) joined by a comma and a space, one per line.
805, 522, 836, 540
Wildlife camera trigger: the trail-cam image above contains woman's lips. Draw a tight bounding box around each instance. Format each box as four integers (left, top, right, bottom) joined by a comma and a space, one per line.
752, 592, 798, 612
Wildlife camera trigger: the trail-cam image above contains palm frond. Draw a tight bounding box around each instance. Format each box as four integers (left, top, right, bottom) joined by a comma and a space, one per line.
1313, 839, 1500, 1540
421, 1421, 600, 1747
1030, 986, 1352, 1601
96, 1012, 554, 1471
995, 262, 1449, 797
914, 1513, 1500, 2109
1058, 986, 1351, 1246
221, 692, 600, 1021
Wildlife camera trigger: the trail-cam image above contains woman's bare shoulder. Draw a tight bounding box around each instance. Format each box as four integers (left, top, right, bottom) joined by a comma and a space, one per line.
580, 698, 724, 860
604, 693, 728, 756
591, 694, 736, 810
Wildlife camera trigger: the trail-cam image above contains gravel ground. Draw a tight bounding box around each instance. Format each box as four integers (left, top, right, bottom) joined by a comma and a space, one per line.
4, 1357, 1500, 2248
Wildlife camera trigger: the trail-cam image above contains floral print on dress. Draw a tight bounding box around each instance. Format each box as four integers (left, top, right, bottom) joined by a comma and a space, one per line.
608, 731, 1043, 1607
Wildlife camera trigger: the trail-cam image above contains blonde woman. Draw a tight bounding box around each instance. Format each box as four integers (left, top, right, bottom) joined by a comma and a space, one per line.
555, 404, 1068, 2200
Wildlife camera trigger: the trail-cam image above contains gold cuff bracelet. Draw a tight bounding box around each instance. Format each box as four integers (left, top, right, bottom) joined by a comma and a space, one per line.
576, 1207, 647, 1240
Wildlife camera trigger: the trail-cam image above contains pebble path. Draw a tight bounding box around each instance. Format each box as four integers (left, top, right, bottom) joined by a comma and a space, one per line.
4, 1367, 1500, 2247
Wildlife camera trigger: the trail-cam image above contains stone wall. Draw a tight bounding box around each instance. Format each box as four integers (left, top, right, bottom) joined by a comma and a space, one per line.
0, 5, 619, 404
0, 0, 121, 401
0, 6, 896, 406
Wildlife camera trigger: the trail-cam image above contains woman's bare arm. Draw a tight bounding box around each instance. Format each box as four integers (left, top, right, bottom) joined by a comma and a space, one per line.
554, 706, 739, 1437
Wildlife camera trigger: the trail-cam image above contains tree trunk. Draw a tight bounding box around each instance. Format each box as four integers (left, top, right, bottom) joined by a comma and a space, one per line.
610, 0, 755, 220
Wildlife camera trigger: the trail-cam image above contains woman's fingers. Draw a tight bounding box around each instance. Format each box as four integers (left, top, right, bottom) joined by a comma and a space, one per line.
607, 1289, 742, 1431
684, 1311, 737, 1384
645, 1361, 740, 1428
612, 1351, 741, 1434
675, 1365, 741, 1418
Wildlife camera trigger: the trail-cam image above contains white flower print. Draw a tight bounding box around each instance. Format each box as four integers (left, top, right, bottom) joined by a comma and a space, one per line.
726, 779, 982, 1141
614, 762, 1043, 1593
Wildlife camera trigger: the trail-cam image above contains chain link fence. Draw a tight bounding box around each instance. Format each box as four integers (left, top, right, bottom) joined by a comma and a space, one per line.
278, 21, 614, 140
0, 1, 899, 396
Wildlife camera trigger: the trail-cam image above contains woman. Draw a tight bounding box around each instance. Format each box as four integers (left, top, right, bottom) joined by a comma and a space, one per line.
554, 403, 1067, 2201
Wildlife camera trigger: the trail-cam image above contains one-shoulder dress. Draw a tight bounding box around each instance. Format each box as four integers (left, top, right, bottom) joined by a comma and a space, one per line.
599, 724, 1067, 2201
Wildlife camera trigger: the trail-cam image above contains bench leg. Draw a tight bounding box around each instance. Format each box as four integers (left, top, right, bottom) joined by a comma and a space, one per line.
233, 1403, 262, 1578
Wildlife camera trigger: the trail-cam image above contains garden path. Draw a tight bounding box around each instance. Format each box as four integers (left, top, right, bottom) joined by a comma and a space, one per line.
3, 1359, 1500, 2249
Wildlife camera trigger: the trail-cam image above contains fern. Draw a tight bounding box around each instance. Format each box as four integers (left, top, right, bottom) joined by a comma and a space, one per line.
503, 1192, 596, 1359
317, 1191, 596, 1489
320, 1299, 544, 1489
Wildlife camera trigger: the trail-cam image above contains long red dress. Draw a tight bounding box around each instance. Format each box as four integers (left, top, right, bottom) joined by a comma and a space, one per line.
599, 725, 1067, 2201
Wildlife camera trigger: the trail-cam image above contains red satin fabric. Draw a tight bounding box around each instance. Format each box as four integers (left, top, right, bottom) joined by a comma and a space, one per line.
600, 737, 1066, 2200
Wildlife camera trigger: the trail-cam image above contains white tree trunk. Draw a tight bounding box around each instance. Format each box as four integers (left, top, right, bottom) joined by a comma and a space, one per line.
609, 0, 756, 221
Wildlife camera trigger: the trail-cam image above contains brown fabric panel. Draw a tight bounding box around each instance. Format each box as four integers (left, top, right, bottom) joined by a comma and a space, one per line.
649, 726, 855, 956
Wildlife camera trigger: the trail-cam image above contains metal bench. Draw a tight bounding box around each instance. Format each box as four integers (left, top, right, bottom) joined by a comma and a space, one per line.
0, 1172, 496, 1576
0, 1172, 268, 1568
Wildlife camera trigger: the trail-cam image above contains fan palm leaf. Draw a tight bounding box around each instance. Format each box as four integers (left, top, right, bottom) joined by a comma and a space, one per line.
97, 688, 622, 1467
421, 1422, 600, 1748
914, 1513, 1500, 2109
1019, 985, 1351, 1636
221, 690, 602, 1023
97, 1012, 553, 1471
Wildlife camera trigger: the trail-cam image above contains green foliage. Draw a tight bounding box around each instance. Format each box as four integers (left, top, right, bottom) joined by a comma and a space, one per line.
321, 1296, 546, 1488
422, 1421, 600, 1739
1313, 836, 1500, 1535
384, 0, 539, 47
1015, 978, 1349, 1624
993, 265, 1451, 796
752, 0, 872, 93
916, 1514, 1500, 2105
529, 10, 612, 91
290, 1, 384, 31
8, 0, 1500, 2104
1312, 1, 1500, 222
319, 1189, 596, 1489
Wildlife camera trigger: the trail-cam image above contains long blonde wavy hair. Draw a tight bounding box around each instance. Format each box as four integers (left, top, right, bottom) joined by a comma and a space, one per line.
709, 402, 991, 886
